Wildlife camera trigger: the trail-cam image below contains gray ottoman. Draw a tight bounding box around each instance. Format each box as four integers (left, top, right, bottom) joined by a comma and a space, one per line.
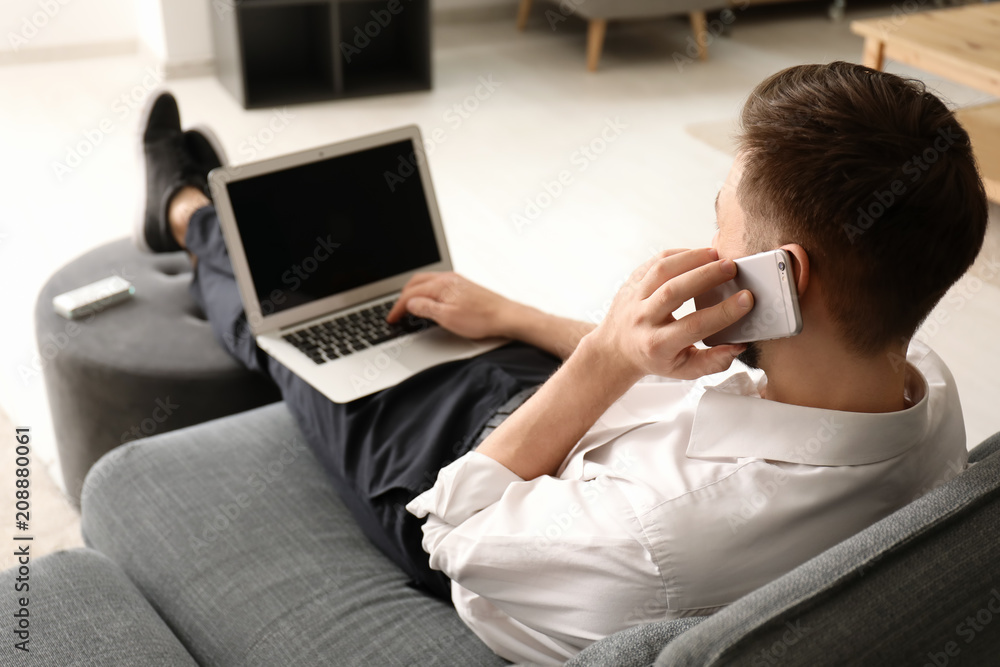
36, 238, 281, 506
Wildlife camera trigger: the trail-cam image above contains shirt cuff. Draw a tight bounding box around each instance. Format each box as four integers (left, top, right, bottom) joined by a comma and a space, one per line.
406, 451, 524, 526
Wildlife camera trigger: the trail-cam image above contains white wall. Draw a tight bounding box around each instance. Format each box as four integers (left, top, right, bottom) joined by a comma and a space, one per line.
133, 0, 165, 62
1, 0, 516, 72
158, 0, 212, 71
1, 0, 136, 55
135, 0, 517, 79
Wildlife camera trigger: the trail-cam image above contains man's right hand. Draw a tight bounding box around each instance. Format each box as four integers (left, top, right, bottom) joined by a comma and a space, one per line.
387, 272, 597, 360
386, 272, 522, 341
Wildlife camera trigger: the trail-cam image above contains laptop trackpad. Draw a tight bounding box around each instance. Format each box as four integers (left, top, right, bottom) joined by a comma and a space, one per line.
393, 326, 488, 371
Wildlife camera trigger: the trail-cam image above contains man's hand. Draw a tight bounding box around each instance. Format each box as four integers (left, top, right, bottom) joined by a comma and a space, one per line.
474, 248, 752, 480
387, 272, 520, 340
586, 248, 753, 381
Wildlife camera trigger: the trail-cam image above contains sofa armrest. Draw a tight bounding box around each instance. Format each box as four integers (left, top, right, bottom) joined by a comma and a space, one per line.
969, 430, 1000, 464
560, 617, 706, 666
0, 548, 198, 665
652, 441, 1000, 665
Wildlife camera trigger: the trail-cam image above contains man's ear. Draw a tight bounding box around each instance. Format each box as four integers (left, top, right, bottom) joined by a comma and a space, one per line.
780, 243, 809, 297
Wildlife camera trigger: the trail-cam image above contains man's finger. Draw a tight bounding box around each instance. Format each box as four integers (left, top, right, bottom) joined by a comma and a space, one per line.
406, 296, 447, 322
648, 258, 736, 319
386, 296, 414, 322
626, 249, 688, 287
670, 344, 745, 380
637, 248, 718, 300
387, 277, 444, 322
671, 289, 753, 348
385, 271, 441, 323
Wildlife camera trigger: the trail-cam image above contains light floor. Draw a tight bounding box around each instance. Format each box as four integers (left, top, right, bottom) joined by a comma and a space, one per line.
0, 1, 998, 557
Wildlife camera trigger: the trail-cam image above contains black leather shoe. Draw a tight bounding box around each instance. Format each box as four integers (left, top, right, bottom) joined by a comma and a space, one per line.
136, 92, 206, 253
185, 125, 228, 193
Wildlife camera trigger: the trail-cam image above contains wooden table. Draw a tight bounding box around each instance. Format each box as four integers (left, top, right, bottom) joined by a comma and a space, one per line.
852, 4, 1000, 202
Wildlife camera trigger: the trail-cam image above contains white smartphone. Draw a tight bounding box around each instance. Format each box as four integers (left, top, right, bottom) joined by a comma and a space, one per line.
694, 249, 802, 346
53, 275, 135, 320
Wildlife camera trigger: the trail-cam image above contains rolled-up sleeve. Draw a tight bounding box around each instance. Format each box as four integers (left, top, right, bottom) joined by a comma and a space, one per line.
407, 451, 523, 527
406, 451, 665, 662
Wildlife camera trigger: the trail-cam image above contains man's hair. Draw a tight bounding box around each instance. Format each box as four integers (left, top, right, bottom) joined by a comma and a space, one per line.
736, 61, 988, 356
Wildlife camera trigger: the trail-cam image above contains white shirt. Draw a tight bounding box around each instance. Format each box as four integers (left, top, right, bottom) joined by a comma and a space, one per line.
406, 342, 967, 664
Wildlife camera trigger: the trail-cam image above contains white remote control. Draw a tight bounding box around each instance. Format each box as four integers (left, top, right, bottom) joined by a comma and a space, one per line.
53, 275, 135, 320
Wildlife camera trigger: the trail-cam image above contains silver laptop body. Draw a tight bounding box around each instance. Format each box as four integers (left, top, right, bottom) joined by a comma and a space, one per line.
208, 125, 503, 403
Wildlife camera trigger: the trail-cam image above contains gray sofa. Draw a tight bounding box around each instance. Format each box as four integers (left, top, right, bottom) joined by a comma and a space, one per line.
4, 402, 999, 666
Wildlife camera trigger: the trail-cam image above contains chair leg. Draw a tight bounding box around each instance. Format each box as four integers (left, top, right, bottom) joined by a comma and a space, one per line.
587, 19, 607, 72
517, 0, 534, 31
862, 36, 885, 70
689, 11, 708, 61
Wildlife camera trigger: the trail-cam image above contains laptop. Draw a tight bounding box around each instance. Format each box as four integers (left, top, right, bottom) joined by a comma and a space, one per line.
208, 125, 504, 403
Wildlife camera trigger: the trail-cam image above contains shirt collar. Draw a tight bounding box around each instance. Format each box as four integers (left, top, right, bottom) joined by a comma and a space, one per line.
686, 361, 931, 466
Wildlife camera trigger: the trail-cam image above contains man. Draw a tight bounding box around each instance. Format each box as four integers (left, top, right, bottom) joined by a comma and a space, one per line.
139, 61, 987, 664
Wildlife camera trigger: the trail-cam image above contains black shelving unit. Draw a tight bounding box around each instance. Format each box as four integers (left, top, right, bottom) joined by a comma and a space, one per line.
211, 0, 431, 109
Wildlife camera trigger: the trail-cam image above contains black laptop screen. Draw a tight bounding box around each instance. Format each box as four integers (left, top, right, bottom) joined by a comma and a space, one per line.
226, 139, 442, 315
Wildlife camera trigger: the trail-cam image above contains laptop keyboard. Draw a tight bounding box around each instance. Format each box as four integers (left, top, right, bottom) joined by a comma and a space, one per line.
281, 300, 434, 365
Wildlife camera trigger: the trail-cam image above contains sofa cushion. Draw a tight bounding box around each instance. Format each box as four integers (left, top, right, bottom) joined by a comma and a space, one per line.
654, 432, 1000, 666
0, 548, 198, 665
544, 0, 727, 20
81, 402, 505, 666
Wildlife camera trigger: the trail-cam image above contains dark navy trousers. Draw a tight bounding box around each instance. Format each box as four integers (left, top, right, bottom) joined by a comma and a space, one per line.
185, 205, 560, 600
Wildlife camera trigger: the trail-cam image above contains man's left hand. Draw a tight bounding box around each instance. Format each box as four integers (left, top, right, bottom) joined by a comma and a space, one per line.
584, 248, 753, 381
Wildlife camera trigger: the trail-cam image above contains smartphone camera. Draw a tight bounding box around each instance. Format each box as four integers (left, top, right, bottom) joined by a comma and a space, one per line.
778, 261, 786, 271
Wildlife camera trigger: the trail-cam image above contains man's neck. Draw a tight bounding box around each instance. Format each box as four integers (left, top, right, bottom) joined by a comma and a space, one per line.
759, 340, 908, 414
